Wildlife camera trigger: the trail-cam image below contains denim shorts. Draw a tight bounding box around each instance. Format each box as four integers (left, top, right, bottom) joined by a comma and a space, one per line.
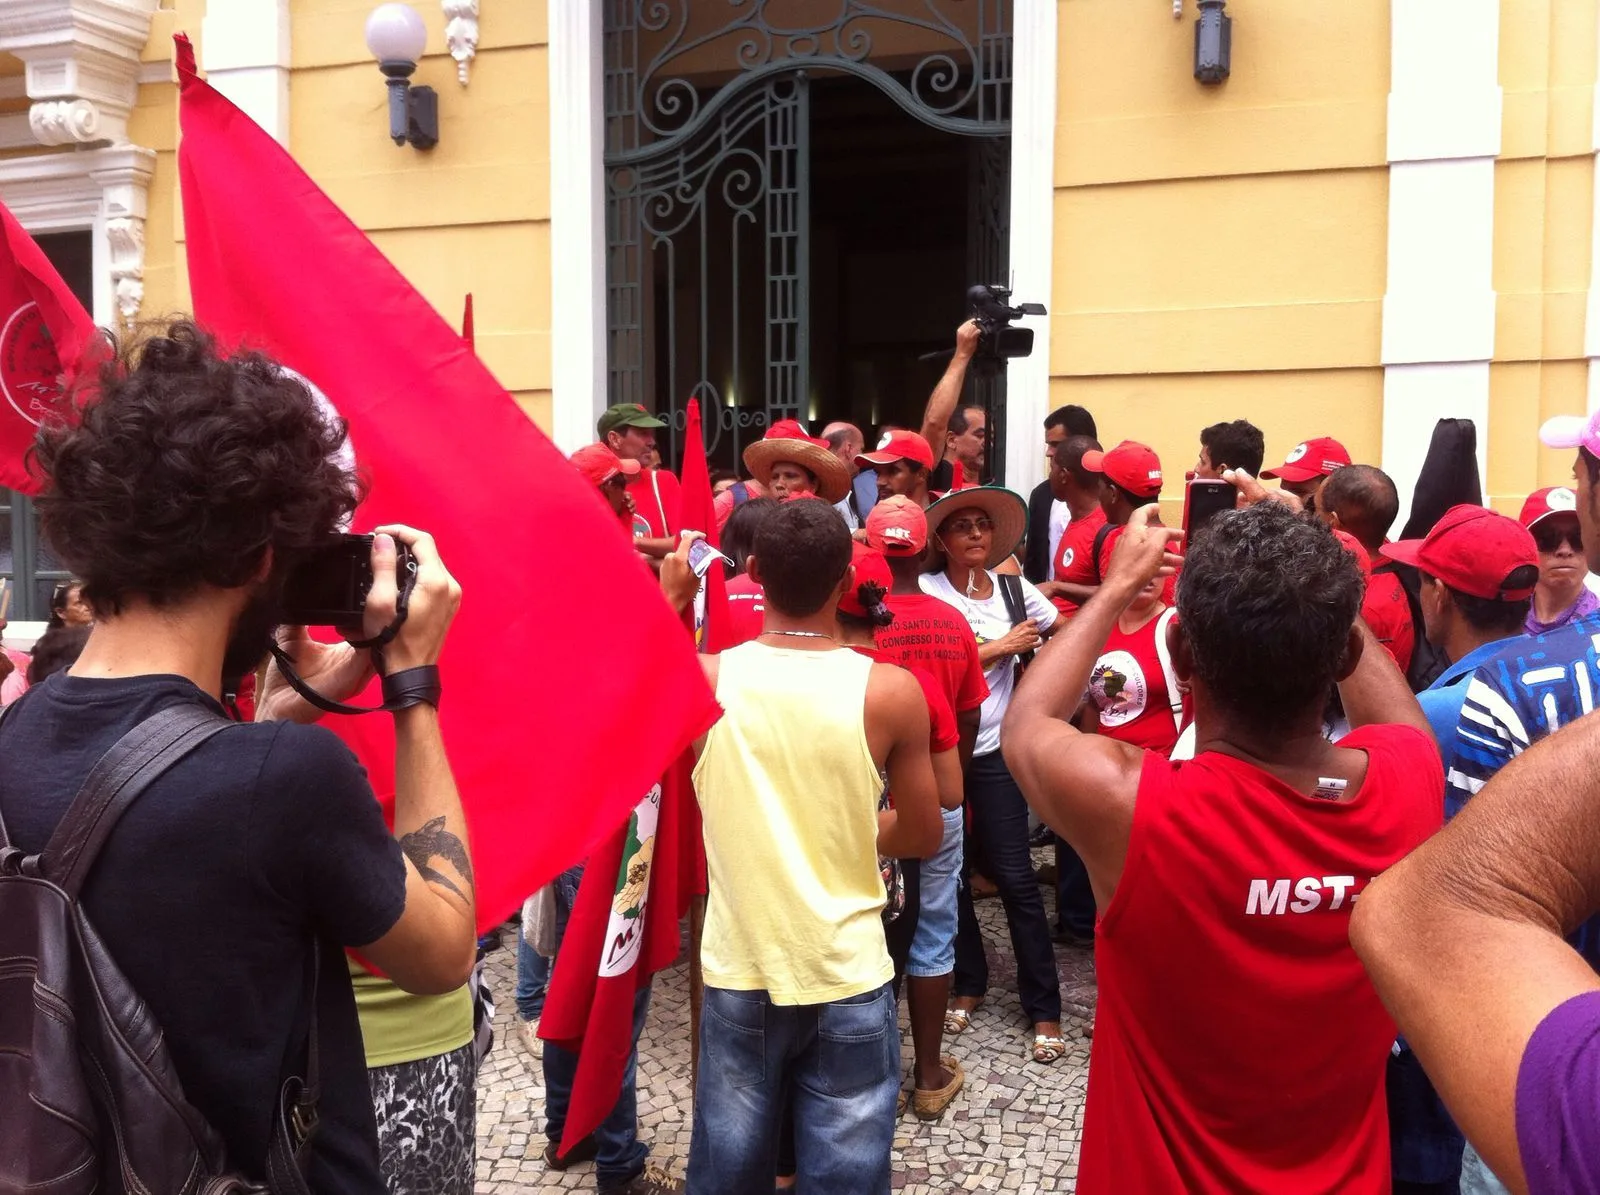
907, 807, 964, 977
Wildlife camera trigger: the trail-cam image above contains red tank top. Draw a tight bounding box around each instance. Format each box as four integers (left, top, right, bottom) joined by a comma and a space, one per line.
1080, 723, 1442, 1194
1087, 609, 1180, 755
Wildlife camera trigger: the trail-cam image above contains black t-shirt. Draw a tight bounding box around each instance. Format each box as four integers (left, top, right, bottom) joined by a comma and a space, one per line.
0, 673, 407, 1193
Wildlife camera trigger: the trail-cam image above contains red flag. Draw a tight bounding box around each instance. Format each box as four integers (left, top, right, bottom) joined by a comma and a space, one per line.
174, 35, 718, 929
0, 203, 101, 493
541, 399, 727, 1150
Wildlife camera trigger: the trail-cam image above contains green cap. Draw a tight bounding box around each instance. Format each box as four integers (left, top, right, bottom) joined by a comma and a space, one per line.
598, 403, 668, 437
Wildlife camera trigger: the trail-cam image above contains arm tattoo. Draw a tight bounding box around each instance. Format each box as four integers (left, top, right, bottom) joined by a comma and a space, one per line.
398, 815, 474, 902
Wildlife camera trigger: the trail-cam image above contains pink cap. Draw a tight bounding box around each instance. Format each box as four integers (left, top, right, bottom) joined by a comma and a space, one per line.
571, 443, 640, 487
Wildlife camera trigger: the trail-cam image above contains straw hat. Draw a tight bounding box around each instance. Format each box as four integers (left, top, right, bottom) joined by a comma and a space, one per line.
923, 486, 1029, 570
742, 421, 851, 505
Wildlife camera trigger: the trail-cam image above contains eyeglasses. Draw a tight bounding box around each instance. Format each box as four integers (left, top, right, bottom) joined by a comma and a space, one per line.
1535, 524, 1584, 553
944, 517, 994, 536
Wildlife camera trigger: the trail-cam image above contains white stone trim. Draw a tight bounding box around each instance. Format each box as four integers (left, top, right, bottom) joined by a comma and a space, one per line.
548, 0, 606, 452
199, 0, 289, 144
0, 144, 155, 329
443, 0, 479, 86
1003, 0, 1057, 492
1586, 4, 1600, 414
0, 0, 159, 148
1380, 0, 1500, 525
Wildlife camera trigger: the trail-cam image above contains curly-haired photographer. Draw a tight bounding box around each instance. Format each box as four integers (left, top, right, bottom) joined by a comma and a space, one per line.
0, 320, 473, 1194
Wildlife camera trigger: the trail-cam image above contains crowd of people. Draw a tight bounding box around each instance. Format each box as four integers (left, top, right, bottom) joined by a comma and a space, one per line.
5, 315, 1600, 1195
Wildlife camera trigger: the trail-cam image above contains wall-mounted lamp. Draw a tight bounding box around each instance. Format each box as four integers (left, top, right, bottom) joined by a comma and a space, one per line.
1194, 0, 1232, 84
365, 3, 439, 149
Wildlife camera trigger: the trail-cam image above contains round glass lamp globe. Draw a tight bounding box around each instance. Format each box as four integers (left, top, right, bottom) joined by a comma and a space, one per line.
365, 3, 428, 65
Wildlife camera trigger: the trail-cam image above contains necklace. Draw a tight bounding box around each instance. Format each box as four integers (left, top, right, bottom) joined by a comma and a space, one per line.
762, 630, 835, 641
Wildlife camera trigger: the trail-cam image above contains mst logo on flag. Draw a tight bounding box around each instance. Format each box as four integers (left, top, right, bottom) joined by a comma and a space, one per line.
0, 302, 65, 428
601, 785, 660, 979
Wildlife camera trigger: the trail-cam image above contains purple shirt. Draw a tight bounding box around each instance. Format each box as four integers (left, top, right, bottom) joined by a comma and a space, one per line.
1526, 587, 1600, 636
1517, 989, 1600, 1194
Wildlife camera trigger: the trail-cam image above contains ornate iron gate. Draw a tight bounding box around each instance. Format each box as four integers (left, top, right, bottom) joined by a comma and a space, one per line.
604, 1, 1014, 468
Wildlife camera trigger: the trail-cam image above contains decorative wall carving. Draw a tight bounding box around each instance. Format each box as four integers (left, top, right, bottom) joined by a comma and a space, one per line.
28, 98, 101, 145
0, 0, 159, 148
443, 0, 479, 85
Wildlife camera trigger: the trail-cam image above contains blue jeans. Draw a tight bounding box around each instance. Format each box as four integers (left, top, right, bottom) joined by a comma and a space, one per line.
687, 984, 899, 1195
515, 866, 582, 1021
543, 983, 653, 1190
1459, 1143, 1510, 1195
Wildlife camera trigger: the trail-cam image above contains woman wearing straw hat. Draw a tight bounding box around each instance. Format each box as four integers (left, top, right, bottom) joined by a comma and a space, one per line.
740, 421, 852, 506
919, 486, 1069, 1065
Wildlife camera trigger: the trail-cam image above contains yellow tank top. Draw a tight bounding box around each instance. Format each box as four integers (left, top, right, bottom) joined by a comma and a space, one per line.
692, 642, 892, 1005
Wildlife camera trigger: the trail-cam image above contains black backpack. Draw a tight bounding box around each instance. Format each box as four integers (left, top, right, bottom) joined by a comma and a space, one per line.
0, 703, 319, 1195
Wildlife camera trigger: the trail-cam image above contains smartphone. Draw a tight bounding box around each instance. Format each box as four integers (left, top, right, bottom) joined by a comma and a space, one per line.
281, 534, 415, 626
687, 537, 734, 579
1183, 478, 1236, 539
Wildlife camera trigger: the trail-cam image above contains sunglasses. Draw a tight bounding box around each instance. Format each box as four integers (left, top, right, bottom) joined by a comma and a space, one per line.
1534, 524, 1583, 553
944, 517, 995, 536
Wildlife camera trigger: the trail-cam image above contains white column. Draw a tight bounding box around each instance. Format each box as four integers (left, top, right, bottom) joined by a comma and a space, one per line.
1585, 6, 1600, 415
199, 0, 291, 144
1380, 0, 1501, 527
1004, 0, 1058, 493
548, 0, 606, 452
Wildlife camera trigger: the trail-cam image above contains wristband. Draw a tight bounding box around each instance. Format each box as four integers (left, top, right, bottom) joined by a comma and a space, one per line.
380, 665, 442, 711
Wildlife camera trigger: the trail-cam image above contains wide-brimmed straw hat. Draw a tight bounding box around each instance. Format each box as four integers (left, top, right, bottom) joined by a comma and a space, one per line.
742, 420, 851, 504
923, 486, 1028, 570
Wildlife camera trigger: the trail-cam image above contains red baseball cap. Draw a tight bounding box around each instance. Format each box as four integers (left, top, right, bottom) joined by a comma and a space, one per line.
571, 443, 640, 487
1081, 440, 1163, 498
865, 495, 928, 555
839, 545, 894, 618
1520, 486, 1580, 530
1260, 437, 1351, 483
857, 430, 935, 472
1379, 504, 1539, 601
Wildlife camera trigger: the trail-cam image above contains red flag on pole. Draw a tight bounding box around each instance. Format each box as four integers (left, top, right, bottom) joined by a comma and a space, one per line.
174, 35, 718, 928
0, 202, 101, 493
541, 399, 726, 1150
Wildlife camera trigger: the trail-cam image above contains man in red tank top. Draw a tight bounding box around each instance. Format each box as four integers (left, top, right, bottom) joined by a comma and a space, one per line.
1002, 488, 1442, 1194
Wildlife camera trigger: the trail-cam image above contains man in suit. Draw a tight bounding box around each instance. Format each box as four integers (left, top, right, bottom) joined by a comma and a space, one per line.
1024, 406, 1099, 584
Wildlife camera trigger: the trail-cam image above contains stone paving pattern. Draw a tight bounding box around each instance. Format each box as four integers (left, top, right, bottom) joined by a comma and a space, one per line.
474, 858, 1095, 1193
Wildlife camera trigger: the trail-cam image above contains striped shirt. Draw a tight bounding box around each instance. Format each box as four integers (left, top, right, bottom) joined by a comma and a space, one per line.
1450, 612, 1600, 966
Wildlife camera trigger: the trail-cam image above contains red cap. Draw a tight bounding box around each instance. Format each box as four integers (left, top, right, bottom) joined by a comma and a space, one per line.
1081, 440, 1163, 498
839, 545, 894, 618
857, 430, 935, 472
865, 495, 928, 555
571, 443, 640, 487
1379, 504, 1539, 601
1261, 437, 1351, 483
1519, 486, 1579, 530
763, 418, 814, 443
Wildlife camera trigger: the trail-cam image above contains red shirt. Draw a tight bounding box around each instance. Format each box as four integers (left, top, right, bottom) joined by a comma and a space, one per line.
850, 646, 959, 754
1363, 557, 1415, 674
1080, 724, 1442, 1194
725, 573, 764, 646
1051, 507, 1107, 617
626, 468, 682, 538
1087, 609, 1181, 755
873, 593, 990, 715
1099, 523, 1178, 607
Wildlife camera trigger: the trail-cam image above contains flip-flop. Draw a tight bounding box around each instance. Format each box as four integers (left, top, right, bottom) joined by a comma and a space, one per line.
1032, 1034, 1068, 1065
912, 1056, 965, 1121
943, 1002, 982, 1035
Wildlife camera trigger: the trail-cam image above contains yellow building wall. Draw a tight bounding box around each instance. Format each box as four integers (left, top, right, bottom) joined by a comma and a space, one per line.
1490, 0, 1598, 511
1051, 0, 1391, 512
134, 0, 553, 428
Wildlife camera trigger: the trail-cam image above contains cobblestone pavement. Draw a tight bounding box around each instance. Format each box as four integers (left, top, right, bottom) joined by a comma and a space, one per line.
474, 857, 1096, 1193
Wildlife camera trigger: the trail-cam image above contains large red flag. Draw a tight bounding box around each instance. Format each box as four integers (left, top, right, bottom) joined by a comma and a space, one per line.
174, 36, 718, 929
541, 399, 727, 1150
0, 203, 101, 493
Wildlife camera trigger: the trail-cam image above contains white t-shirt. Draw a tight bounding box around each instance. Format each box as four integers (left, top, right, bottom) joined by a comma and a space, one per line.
1046, 499, 1072, 576
920, 570, 1058, 756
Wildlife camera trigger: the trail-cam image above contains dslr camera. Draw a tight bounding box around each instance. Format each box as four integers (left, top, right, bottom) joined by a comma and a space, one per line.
967, 284, 1047, 374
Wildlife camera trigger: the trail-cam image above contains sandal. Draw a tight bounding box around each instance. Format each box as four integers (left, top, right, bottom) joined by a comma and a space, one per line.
943, 1001, 982, 1035
912, 1056, 964, 1121
1032, 1034, 1068, 1065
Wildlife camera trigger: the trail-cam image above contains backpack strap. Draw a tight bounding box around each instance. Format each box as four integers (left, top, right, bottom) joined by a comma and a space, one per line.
1090, 522, 1116, 585
1151, 607, 1185, 733
996, 573, 1036, 670
37, 702, 229, 897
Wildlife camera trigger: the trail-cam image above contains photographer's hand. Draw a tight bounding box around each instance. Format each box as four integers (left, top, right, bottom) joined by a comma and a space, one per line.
955, 318, 981, 361
254, 625, 376, 724
920, 319, 984, 458
369, 525, 462, 672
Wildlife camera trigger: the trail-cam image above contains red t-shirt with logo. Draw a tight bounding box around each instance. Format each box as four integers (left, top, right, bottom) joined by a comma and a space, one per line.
626, 468, 682, 538
850, 646, 959, 754
1051, 507, 1108, 617
874, 593, 989, 715
725, 573, 764, 646
1086, 609, 1181, 756
1079, 723, 1442, 1194
1363, 555, 1415, 675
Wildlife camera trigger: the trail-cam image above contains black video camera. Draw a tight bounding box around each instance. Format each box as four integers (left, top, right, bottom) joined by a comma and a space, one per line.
967, 284, 1047, 375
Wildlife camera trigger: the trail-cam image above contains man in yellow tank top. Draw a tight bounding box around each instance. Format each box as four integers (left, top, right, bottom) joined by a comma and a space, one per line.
687, 499, 942, 1195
